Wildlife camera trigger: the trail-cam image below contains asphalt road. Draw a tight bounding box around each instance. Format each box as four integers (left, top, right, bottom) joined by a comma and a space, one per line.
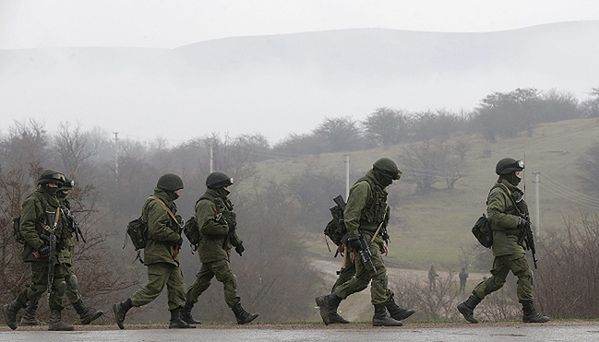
1, 322, 599, 342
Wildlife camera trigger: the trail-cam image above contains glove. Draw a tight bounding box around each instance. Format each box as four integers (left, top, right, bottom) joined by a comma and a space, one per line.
517, 217, 529, 230
176, 237, 184, 247
235, 243, 245, 256
346, 236, 362, 251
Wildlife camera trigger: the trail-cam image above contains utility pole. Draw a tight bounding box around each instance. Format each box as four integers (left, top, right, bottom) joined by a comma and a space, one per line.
533, 171, 541, 238
112, 132, 119, 176
209, 140, 214, 173
344, 154, 350, 200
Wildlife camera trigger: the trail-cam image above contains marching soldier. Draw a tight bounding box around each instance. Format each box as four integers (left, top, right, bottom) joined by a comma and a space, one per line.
3, 170, 73, 331
457, 158, 549, 323
316, 158, 414, 326
20, 178, 103, 326
181, 172, 258, 325
113, 174, 193, 329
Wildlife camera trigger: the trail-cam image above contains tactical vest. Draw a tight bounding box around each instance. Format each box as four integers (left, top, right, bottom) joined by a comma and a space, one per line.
356, 175, 388, 225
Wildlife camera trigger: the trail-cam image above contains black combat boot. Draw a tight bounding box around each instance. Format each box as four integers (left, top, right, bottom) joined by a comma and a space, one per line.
457, 295, 481, 323
385, 293, 415, 321
20, 301, 41, 326
169, 307, 195, 329
73, 299, 103, 325
48, 310, 74, 331
112, 298, 132, 330
231, 303, 259, 324
180, 303, 201, 325
315, 293, 348, 325
3, 299, 24, 330
521, 300, 550, 323
372, 303, 403, 326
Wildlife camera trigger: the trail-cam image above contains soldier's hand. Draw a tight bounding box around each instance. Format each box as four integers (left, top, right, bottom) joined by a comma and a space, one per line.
337, 244, 345, 257
36, 246, 51, 258
176, 237, 183, 247
381, 242, 389, 256
235, 244, 245, 256
517, 217, 529, 230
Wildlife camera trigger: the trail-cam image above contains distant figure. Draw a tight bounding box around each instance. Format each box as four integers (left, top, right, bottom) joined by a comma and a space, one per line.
428, 265, 439, 291
457, 158, 549, 324
459, 268, 469, 294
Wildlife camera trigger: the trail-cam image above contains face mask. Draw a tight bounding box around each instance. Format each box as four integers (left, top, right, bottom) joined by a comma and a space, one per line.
374, 170, 393, 187
505, 173, 521, 186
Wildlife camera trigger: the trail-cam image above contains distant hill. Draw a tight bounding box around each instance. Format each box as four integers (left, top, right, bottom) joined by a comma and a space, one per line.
1, 21, 598, 141
250, 117, 599, 269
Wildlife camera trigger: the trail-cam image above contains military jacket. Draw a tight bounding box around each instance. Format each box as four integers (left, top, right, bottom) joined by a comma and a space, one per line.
20, 188, 69, 263
195, 189, 242, 263
344, 170, 389, 242
142, 189, 182, 266
487, 178, 528, 258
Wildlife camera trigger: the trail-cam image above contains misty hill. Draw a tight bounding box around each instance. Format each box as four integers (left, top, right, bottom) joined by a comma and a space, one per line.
250, 117, 599, 269
1, 21, 598, 141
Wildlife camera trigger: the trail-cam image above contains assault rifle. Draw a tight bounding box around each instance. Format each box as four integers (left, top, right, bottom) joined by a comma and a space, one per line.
46, 208, 62, 296
356, 236, 377, 276
519, 216, 538, 269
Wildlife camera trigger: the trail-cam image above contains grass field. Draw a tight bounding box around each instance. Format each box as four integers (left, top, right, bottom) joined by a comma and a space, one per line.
248, 118, 599, 269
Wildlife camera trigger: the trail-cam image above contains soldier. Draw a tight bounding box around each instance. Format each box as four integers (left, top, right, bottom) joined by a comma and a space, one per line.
459, 267, 468, 294
2, 170, 74, 331
428, 265, 439, 291
181, 172, 258, 325
20, 178, 103, 326
316, 158, 414, 326
457, 158, 549, 324
113, 174, 193, 329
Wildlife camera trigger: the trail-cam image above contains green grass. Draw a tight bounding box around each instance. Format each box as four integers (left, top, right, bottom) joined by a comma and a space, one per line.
250, 118, 599, 269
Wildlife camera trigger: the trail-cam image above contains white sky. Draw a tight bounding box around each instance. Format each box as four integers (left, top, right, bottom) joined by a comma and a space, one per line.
1, 0, 599, 49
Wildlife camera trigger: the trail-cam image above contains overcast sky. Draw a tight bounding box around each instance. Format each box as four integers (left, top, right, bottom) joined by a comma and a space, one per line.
1, 0, 599, 49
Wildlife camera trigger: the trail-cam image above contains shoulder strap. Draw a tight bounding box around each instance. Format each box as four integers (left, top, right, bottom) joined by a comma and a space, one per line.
149, 196, 181, 227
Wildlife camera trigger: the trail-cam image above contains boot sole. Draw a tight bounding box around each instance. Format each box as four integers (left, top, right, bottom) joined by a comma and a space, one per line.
457, 304, 479, 324
373, 320, 403, 327
112, 304, 124, 330
392, 310, 415, 321
81, 311, 104, 325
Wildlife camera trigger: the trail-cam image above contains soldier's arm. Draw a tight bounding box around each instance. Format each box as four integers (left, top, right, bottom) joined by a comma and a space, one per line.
487, 189, 520, 230
229, 229, 243, 247
196, 200, 229, 237
146, 201, 180, 243
343, 181, 370, 239
20, 197, 45, 250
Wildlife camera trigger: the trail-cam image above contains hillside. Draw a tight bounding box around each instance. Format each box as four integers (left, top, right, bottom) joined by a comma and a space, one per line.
249, 117, 599, 269
1, 21, 599, 141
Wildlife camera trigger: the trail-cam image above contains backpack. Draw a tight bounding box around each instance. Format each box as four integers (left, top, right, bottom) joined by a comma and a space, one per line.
471, 214, 492, 248
126, 217, 147, 250
324, 195, 347, 246
183, 216, 201, 250
13, 216, 24, 244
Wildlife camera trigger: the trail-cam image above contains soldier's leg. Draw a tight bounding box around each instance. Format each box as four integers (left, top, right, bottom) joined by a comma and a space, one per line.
458, 256, 509, 324
509, 256, 549, 323
368, 245, 401, 326
131, 263, 170, 307
472, 256, 510, 300
65, 267, 103, 324
165, 265, 194, 329
4, 263, 47, 330
331, 253, 356, 293
211, 260, 258, 324
185, 263, 215, 305
48, 264, 73, 331
333, 253, 371, 300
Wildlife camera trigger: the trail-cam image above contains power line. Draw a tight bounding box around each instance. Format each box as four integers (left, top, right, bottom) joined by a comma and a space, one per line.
542, 174, 599, 206
540, 183, 599, 210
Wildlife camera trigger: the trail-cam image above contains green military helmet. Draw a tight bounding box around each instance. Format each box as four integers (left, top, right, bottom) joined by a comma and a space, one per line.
495, 158, 525, 175
206, 172, 234, 189
156, 173, 184, 191
373, 158, 402, 180
38, 169, 66, 186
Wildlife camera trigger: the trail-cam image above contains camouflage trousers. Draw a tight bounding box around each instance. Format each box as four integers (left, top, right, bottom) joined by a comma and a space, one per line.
15, 262, 68, 311
472, 255, 534, 302
334, 238, 392, 305
186, 259, 240, 308
25, 264, 82, 308
131, 262, 186, 311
